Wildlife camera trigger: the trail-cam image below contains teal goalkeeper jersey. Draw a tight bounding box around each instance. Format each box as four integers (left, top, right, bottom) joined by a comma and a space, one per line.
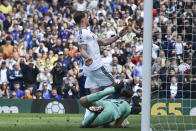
94, 99, 131, 121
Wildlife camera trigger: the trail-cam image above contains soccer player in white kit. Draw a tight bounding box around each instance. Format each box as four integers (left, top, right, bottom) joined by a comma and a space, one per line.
74, 11, 129, 119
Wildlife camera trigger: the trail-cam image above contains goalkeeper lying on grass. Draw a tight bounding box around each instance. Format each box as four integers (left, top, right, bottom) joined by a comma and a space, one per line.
79, 83, 133, 128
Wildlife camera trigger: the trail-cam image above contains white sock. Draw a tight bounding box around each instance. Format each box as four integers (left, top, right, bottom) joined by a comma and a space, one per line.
83, 108, 91, 120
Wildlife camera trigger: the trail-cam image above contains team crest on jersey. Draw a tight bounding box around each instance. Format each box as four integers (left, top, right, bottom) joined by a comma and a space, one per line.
86, 36, 92, 40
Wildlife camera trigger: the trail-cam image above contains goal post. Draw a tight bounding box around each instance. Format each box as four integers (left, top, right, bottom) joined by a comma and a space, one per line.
141, 0, 196, 130
141, 0, 153, 131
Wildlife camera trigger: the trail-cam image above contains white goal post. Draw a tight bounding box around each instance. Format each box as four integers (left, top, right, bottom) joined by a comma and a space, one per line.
141, 0, 153, 131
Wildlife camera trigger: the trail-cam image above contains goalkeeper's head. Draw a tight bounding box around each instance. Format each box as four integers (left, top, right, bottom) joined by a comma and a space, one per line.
119, 90, 133, 104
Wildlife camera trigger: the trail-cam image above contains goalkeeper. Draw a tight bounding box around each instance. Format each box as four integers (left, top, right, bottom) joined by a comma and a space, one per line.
80, 85, 132, 128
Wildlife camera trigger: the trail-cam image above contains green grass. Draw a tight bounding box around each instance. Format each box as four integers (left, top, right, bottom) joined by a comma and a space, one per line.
0, 114, 140, 131
0, 114, 196, 131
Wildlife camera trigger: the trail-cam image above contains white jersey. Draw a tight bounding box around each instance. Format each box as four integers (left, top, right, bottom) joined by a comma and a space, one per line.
75, 28, 103, 71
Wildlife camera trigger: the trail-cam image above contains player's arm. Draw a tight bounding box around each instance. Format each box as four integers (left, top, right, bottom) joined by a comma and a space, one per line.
112, 105, 131, 128
79, 44, 90, 59
79, 44, 93, 66
113, 116, 125, 128
98, 26, 128, 46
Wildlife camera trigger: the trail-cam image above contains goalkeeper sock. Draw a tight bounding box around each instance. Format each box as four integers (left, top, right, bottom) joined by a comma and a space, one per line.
84, 109, 91, 120
87, 87, 115, 103
82, 112, 97, 127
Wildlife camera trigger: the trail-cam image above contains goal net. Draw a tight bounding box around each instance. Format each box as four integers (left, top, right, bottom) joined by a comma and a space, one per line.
150, 0, 196, 130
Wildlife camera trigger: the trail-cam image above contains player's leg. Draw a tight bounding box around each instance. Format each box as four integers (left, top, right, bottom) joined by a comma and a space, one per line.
95, 65, 124, 93
83, 76, 99, 119
83, 109, 91, 120
81, 112, 98, 127
91, 106, 115, 127
81, 105, 114, 128
80, 83, 125, 108
82, 66, 124, 121
80, 87, 115, 108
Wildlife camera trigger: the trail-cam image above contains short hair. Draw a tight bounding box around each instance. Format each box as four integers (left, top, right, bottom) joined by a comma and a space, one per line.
14, 82, 20, 85
120, 90, 133, 99
136, 88, 142, 93
74, 11, 86, 25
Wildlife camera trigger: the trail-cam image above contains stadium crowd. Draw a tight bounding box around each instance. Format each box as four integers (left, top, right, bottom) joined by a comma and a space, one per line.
0, 0, 195, 100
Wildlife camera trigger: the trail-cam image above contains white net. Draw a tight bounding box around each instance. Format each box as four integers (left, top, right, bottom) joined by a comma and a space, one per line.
150, 0, 196, 130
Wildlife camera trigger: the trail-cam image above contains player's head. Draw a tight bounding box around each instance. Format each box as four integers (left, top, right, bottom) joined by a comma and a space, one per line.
119, 90, 133, 103
74, 11, 89, 27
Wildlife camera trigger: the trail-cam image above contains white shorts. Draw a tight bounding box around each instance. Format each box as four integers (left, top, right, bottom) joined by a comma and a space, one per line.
84, 66, 114, 89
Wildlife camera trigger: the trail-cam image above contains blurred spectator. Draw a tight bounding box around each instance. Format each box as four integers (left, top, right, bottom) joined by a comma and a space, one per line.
151, 71, 161, 98
10, 23, 22, 43
55, 51, 71, 74
133, 55, 143, 79
35, 90, 42, 99
37, 66, 53, 90
173, 35, 185, 58
35, 42, 48, 54
62, 75, 79, 99
112, 66, 121, 80
122, 26, 136, 44
135, 37, 143, 53
10, 82, 24, 99
0, 82, 9, 98
101, 49, 112, 67
63, 48, 72, 63
152, 57, 161, 73
68, 43, 77, 58
158, 61, 171, 98
0, 53, 4, 65
74, 0, 87, 11
20, 58, 39, 89
51, 62, 66, 93
36, 0, 48, 17
168, 76, 182, 98
152, 42, 160, 61
8, 63, 23, 90
109, 56, 122, 75
0, 61, 9, 84
118, 72, 132, 91
41, 82, 51, 99
125, 55, 135, 79
51, 88, 62, 99
72, 52, 84, 68
26, 84, 36, 97
11, 91, 17, 99
52, 39, 64, 54
133, 77, 142, 93
131, 88, 142, 114
0, 0, 12, 15
0, 36, 13, 59
21, 89, 33, 99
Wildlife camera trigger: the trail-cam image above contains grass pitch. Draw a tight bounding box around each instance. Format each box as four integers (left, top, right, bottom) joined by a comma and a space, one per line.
0, 114, 196, 131
0, 114, 140, 131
